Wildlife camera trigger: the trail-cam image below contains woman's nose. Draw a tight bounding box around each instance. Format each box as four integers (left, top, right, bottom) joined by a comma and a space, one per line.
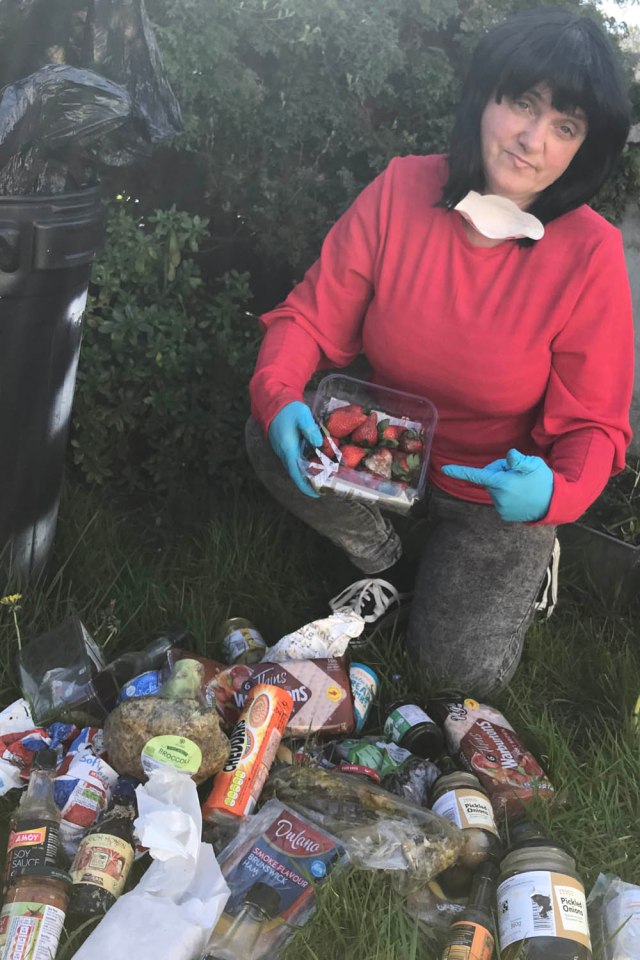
518, 117, 546, 153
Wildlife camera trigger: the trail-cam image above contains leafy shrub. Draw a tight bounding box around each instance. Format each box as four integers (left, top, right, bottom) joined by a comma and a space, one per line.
71, 201, 257, 494
139, 0, 639, 279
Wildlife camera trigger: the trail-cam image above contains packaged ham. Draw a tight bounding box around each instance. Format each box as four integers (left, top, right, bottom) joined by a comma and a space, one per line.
426, 694, 554, 820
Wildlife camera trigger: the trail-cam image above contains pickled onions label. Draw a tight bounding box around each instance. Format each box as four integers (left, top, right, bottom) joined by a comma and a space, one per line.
498, 871, 591, 950
432, 788, 498, 836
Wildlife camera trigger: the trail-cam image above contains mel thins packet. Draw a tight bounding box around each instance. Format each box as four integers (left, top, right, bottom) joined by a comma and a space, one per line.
207, 798, 348, 960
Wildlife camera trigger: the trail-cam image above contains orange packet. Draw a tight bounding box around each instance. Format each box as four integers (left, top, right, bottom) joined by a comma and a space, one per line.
202, 684, 293, 822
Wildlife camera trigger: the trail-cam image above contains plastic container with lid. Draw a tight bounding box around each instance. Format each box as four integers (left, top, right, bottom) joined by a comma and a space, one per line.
497, 839, 592, 960
0, 866, 70, 960
384, 699, 444, 761
299, 373, 437, 515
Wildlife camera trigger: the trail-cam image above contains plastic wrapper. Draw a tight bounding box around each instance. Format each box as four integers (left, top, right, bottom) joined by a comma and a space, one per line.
264, 610, 365, 661
207, 798, 347, 960
19, 616, 107, 724
266, 765, 463, 885
72, 768, 229, 960
588, 873, 640, 960
382, 755, 441, 806
53, 726, 118, 858
402, 876, 467, 937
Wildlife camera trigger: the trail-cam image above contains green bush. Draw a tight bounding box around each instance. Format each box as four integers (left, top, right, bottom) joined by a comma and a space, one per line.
71, 201, 257, 494
142, 0, 638, 277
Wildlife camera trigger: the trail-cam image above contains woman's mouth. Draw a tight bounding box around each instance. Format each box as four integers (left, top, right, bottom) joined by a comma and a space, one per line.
506, 151, 535, 170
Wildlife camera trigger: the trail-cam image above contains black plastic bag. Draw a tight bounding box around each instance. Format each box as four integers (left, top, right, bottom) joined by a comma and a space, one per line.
81, 0, 183, 145
0, 63, 134, 191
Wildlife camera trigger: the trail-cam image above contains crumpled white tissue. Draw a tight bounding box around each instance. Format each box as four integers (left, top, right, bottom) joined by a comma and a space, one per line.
454, 191, 544, 240
72, 768, 230, 960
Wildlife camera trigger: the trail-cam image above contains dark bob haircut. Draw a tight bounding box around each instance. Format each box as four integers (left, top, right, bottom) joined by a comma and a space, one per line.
440, 7, 631, 229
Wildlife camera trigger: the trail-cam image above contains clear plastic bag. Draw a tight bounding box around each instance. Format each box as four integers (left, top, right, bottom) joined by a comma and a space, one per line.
587, 873, 640, 960
266, 765, 463, 885
206, 798, 348, 960
18, 616, 107, 724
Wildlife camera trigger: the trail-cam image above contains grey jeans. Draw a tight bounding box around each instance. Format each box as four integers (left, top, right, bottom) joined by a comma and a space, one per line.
245, 416, 557, 697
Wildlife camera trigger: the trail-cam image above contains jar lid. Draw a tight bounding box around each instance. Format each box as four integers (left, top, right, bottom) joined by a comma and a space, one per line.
433, 771, 481, 794
13, 866, 71, 884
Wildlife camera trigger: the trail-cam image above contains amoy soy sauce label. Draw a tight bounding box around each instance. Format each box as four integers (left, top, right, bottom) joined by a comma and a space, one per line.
222, 805, 344, 922
4, 821, 60, 891
498, 871, 591, 953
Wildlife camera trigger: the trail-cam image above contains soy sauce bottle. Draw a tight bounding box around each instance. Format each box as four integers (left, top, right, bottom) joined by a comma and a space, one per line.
3, 748, 61, 895
69, 775, 138, 916
441, 860, 497, 960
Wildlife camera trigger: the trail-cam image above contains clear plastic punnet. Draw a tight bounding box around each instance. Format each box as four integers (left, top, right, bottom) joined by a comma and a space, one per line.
300, 374, 437, 515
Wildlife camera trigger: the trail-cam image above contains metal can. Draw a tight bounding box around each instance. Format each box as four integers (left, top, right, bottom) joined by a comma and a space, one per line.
349, 662, 379, 733
220, 617, 267, 665
118, 669, 163, 701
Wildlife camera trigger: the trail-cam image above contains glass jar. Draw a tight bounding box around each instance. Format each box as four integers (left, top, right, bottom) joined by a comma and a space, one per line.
497, 843, 592, 959
219, 618, 266, 665
0, 866, 70, 960
384, 699, 444, 760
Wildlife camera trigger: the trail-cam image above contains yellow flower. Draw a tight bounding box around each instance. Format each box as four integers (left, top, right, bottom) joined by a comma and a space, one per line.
0, 594, 22, 606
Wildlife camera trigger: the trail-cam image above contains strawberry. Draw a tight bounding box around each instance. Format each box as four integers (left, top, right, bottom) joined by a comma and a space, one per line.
351, 412, 378, 446
325, 404, 367, 439
320, 434, 340, 459
377, 420, 403, 447
391, 449, 422, 482
340, 444, 367, 468
363, 448, 393, 479
399, 428, 424, 454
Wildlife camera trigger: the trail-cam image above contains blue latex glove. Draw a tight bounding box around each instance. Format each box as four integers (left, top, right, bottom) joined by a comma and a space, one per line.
268, 401, 323, 498
441, 448, 553, 522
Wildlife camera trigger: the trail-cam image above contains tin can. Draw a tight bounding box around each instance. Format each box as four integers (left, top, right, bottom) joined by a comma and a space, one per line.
202, 684, 293, 822
349, 662, 379, 733
220, 617, 267, 665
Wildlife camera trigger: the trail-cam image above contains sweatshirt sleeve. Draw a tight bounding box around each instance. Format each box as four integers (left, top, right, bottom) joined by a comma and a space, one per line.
531, 230, 634, 525
249, 162, 391, 433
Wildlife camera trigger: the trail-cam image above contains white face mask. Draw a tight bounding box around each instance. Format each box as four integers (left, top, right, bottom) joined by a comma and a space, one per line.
454, 190, 544, 241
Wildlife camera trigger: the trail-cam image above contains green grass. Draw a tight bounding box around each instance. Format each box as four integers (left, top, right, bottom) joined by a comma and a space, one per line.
1, 480, 639, 959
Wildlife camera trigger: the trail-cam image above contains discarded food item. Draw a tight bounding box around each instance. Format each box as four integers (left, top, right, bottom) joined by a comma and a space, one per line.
169, 650, 227, 709
69, 775, 138, 916
587, 873, 640, 960
72, 768, 230, 960
385, 699, 444, 760
204, 798, 347, 960
441, 860, 497, 960
3, 748, 60, 895
0, 866, 70, 960
103, 659, 229, 783
208, 663, 254, 724
219, 618, 267, 665
266, 765, 463, 883
241, 657, 355, 738
299, 374, 437, 514
350, 662, 379, 733
19, 616, 106, 724
382, 755, 441, 807
497, 833, 591, 959
202, 685, 293, 822
430, 765, 501, 895
427, 694, 554, 819
53, 726, 119, 858
265, 610, 365, 661
325, 739, 387, 783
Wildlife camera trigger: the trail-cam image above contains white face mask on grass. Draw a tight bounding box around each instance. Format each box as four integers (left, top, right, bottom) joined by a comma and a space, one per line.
454, 190, 544, 241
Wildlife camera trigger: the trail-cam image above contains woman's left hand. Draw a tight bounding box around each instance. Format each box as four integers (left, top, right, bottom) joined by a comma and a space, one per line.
442, 448, 553, 522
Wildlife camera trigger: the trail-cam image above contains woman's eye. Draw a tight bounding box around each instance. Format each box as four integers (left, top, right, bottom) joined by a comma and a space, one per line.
558, 124, 576, 138
512, 98, 530, 111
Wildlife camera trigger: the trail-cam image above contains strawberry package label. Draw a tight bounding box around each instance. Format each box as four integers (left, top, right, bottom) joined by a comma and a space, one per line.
300, 375, 437, 516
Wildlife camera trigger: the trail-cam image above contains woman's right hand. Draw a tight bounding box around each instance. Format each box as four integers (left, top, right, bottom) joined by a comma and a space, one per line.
268, 401, 323, 498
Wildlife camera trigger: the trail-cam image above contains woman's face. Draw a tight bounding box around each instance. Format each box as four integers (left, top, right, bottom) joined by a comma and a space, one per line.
480, 82, 588, 209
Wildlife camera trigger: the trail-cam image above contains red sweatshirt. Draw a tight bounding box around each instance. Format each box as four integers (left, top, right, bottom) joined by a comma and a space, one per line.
250, 155, 634, 524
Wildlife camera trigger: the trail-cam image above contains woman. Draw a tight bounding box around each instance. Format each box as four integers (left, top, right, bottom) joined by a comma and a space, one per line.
245, 8, 634, 696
